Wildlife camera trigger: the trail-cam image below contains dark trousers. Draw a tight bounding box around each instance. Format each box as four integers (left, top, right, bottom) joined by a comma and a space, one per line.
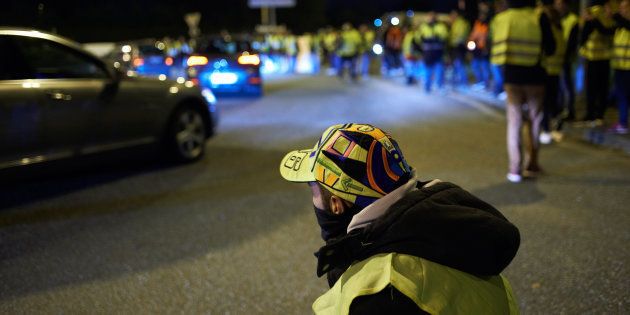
542, 75, 560, 132
561, 62, 576, 119
615, 70, 630, 126
338, 55, 358, 79
585, 60, 611, 120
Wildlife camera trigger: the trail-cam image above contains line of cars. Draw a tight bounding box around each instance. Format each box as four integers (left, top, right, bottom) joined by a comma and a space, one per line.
0, 28, 218, 173
100, 35, 263, 97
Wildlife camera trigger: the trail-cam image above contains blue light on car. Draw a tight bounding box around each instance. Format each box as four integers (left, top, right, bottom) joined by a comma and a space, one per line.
202, 88, 217, 104
210, 72, 238, 85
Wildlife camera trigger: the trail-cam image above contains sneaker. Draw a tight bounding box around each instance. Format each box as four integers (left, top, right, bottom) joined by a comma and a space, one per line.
539, 132, 552, 144
506, 173, 522, 183
551, 131, 564, 142
607, 123, 629, 134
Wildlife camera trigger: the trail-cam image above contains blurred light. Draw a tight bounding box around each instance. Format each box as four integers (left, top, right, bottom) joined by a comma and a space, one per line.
176, 77, 186, 84
184, 80, 195, 88
467, 41, 476, 51
372, 43, 383, 55
187, 55, 209, 67
121, 45, 132, 53
126, 70, 136, 76
391, 17, 400, 26
113, 62, 121, 68
374, 18, 383, 27
238, 54, 261, 66
155, 41, 166, 50
122, 53, 131, 62
248, 77, 262, 84
21, 80, 40, 89
133, 58, 144, 67
210, 72, 238, 85
158, 74, 167, 81
220, 59, 228, 67
406, 10, 414, 17
202, 88, 217, 104
165, 57, 173, 66
169, 86, 179, 94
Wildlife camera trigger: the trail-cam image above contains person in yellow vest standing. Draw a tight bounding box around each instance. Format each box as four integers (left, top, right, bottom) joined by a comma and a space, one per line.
539, 0, 567, 144
336, 23, 362, 81
402, 23, 423, 85
420, 12, 450, 92
358, 24, 375, 79
608, 0, 630, 133
449, 9, 471, 87
279, 123, 521, 315
579, 0, 616, 125
556, 0, 580, 121
491, 0, 556, 183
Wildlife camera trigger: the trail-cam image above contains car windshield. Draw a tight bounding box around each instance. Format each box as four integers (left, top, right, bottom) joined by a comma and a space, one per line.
197, 38, 253, 55
138, 44, 164, 56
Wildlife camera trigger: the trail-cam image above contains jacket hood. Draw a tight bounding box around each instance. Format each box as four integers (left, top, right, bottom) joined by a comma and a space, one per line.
315, 182, 520, 284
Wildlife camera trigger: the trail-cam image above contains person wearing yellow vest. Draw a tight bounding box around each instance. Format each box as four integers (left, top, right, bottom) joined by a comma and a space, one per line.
358, 24, 375, 79
279, 123, 521, 315
470, 8, 492, 90
420, 12, 450, 92
491, 0, 556, 183
580, 0, 616, 125
449, 10, 471, 87
336, 23, 362, 81
555, 0, 580, 121
608, 0, 630, 133
402, 23, 423, 85
539, 0, 567, 144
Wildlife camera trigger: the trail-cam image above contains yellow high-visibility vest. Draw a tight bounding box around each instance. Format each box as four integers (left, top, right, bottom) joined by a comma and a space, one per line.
491, 8, 542, 66
538, 8, 566, 75
579, 5, 614, 60
449, 17, 471, 47
613, 27, 630, 70
419, 22, 449, 51
561, 12, 578, 41
312, 253, 520, 315
402, 29, 421, 57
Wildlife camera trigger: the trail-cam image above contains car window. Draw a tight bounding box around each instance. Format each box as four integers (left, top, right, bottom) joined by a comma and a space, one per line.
13, 36, 108, 79
198, 39, 253, 55
0, 35, 34, 80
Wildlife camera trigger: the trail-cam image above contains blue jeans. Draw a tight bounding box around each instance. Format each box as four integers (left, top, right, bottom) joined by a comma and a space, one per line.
424, 62, 444, 92
471, 57, 490, 87
615, 70, 630, 126
490, 63, 504, 95
451, 57, 467, 86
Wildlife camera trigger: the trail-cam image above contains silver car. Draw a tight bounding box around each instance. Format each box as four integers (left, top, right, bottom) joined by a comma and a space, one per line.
0, 28, 217, 170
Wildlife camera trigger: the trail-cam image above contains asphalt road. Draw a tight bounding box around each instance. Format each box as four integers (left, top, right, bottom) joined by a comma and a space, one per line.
1, 75, 629, 314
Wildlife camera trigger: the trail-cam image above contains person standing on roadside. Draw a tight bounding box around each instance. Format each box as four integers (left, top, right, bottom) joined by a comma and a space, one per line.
491, 0, 556, 183
579, 0, 616, 126
556, 0, 580, 122
608, 0, 630, 134
420, 12, 449, 92
337, 23, 362, 81
448, 10, 471, 88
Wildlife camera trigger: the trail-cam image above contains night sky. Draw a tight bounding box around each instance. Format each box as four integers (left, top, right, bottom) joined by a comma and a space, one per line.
1, 0, 461, 42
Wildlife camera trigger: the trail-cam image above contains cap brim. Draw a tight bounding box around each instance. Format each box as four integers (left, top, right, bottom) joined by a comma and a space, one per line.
279, 149, 316, 183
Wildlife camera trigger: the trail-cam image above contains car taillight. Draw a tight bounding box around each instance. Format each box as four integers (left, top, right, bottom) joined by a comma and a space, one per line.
165, 57, 174, 66
238, 54, 260, 66
248, 77, 262, 85
187, 55, 209, 67
133, 58, 144, 67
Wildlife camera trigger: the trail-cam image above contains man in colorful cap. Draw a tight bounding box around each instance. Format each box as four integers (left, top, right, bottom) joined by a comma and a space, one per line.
279, 123, 521, 314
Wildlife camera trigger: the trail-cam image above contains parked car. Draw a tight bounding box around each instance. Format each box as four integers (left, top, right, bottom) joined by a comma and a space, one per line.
0, 28, 218, 171
101, 40, 176, 78
183, 35, 263, 96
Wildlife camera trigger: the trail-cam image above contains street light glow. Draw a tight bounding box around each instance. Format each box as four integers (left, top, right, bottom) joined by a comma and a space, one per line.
372, 43, 383, 55
391, 17, 400, 26
374, 18, 383, 27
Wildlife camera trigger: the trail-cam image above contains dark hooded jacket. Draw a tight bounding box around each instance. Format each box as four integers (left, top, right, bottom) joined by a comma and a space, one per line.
314, 181, 521, 313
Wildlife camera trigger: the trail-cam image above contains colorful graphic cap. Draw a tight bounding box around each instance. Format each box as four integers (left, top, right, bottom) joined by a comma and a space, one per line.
279, 123, 412, 207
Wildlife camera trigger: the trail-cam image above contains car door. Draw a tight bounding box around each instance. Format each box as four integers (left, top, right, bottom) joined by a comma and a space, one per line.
11, 34, 112, 159
0, 35, 49, 168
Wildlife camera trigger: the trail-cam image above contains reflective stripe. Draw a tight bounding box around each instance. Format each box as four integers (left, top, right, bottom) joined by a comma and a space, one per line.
543, 21, 566, 75
579, 6, 614, 61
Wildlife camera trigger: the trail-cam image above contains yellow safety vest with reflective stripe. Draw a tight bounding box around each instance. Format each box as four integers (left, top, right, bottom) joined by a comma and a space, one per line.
561, 12, 578, 41
312, 253, 520, 315
420, 22, 449, 51
450, 17, 471, 47
402, 29, 421, 57
579, 6, 614, 60
337, 29, 362, 57
491, 8, 542, 66
538, 8, 566, 75
613, 27, 630, 70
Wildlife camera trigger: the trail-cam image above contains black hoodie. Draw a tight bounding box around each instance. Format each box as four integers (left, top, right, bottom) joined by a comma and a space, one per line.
314, 181, 521, 312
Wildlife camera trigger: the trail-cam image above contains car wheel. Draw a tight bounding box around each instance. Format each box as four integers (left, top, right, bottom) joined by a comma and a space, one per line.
166, 106, 207, 162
